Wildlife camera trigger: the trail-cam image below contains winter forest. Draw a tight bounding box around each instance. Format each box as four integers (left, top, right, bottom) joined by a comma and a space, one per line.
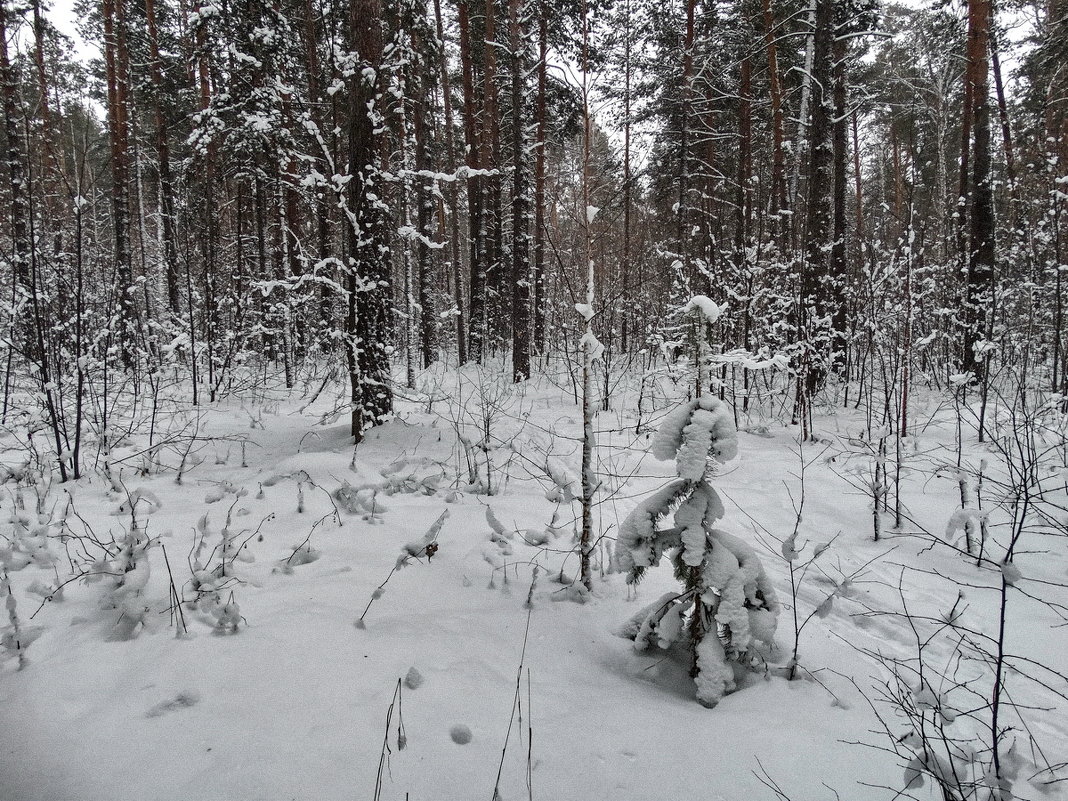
1, 0, 1067, 796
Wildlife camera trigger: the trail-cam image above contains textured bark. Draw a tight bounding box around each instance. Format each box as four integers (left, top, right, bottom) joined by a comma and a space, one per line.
0, 0, 30, 290
831, 10, 848, 359
145, 0, 181, 314
414, 63, 436, 369
103, 0, 135, 364
193, 1, 216, 400
676, 0, 696, 281
989, 20, 1017, 209
457, 0, 486, 362
579, 0, 595, 592
433, 0, 466, 363
962, 0, 996, 377
509, 0, 530, 382
532, 5, 548, 355
347, 0, 392, 440
735, 55, 752, 268
620, 0, 632, 353
481, 0, 505, 345
789, 0, 817, 250
762, 0, 786, 226
801, 0, 834, 378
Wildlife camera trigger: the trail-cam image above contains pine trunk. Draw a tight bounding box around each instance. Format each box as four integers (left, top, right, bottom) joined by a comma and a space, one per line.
962, 0, 995, 377
347, 0, 392, 440
509, 0, 530, 382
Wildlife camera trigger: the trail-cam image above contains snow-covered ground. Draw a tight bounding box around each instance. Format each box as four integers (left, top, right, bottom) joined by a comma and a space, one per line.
2, 364, 1065, 800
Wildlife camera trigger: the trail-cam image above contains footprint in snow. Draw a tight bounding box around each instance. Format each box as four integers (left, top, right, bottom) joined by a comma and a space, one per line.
450, 724, 473, 744
146, 690, 201, 718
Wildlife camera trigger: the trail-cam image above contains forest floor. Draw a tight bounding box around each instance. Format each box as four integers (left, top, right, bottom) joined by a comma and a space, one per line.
1, 363, 1066, 801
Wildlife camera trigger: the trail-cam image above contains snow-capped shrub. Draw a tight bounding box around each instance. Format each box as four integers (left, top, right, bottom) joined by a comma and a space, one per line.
614, 395, 779, 707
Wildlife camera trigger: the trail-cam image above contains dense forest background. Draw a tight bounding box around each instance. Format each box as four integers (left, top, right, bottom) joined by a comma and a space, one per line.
1, 0, 1066, 471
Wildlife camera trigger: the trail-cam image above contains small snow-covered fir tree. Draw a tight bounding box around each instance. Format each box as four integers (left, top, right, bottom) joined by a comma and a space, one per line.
615, 395, 780, 706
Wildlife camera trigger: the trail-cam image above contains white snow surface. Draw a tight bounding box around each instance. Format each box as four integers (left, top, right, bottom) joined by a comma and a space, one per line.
682, 294, 726, 324
1, 364, 1065, 801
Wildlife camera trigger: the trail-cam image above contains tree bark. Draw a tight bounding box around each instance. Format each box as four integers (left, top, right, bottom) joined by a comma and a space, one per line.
762, 0, 786, 230
347, 0, 392, 440
800, 0, 834, 394
145, 0, 181, 314
532, 4, 548, 355
103, 0, 135, 365
457, 0, 486, 362
0, 0, 30, 291
961, 0, 996, 377
433, 0, 466, 363
509, 0, 530, 381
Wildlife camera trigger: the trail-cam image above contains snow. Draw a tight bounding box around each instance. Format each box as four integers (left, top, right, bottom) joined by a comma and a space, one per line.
682, 294, 726, 324
0, 365, 1065, 801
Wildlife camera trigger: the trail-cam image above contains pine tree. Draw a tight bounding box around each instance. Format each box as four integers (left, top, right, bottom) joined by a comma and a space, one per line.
615, 395, 780, 707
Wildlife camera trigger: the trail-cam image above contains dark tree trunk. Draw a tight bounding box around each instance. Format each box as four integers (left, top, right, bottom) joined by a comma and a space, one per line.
414, 66, 436, 368
677, 0, 696, 283
145, 0, 181, 314
532, 4, 548, 355
481, 0, 505, 348
433, 0, 466, 363
962, 0, 996, 377
762, 0, 786, 230
831, 7, 848, 369
509, 0, 530, 382
347, 0, 392, 440
800, 0, 834, 393
457, 0, 486, 362
0, 0, 30, 291
103, 0, 135, 365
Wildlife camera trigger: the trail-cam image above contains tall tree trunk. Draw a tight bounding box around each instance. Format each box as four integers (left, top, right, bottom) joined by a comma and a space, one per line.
789, 0, 817, 251
735, 54, 752, 271
457, 0, 486, 362
193, 1, 215, 402
800, 0, 834, 396
676, 0, 696, 285
0, 0, 30, 291
433, 0, 466, 363
962, 0, 996, 377
989, 18, 1018, 212
145, 0, 181, 314
579, 0, 596, 592
762, 0, 786, 230
532, 3, 548, 355
414, 66, 436, 369
831, 8, 848, 370
482, 0, 505, 348
103, 0, 135, 366
347, 0, 392, 440
509, 0, 530, 381
620, 0, 632, 353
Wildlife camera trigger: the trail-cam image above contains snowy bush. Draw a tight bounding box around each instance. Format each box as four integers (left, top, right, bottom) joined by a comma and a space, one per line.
614, 395, 779, 707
